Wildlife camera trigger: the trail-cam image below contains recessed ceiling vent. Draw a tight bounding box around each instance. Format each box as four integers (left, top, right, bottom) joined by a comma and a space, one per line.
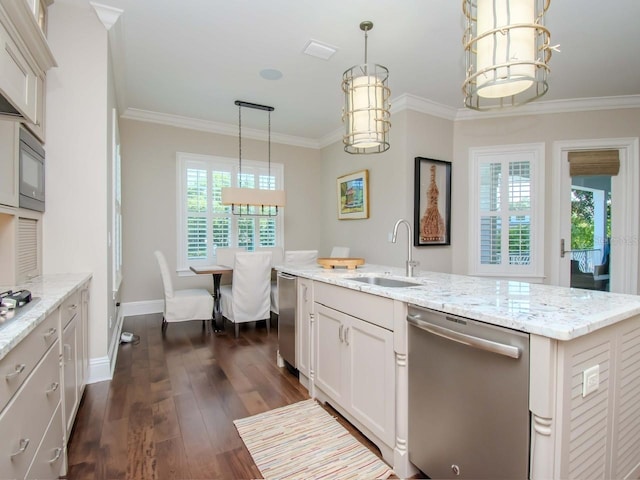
303, 40, 338, 60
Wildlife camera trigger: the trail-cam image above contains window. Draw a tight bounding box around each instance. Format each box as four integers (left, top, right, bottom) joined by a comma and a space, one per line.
177, 152, 284, 271
469, 143, 544, 278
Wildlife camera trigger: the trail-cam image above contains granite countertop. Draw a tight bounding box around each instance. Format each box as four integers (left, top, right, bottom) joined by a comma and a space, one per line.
0, 273, 92, 361
277, 263, 640, 341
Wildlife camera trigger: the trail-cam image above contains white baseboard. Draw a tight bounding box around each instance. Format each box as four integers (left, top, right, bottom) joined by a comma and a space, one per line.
121, 299, 163, 317
87, 356, 111, 384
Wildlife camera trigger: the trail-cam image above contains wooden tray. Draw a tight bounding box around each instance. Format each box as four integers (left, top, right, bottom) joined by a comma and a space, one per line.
317, 257, 365, 270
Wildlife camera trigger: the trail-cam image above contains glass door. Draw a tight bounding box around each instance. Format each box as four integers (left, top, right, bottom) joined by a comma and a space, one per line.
568, 176, 611, 291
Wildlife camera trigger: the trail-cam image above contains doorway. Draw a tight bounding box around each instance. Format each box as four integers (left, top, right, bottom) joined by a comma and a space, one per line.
568, 179, 611, 291
553, 138, 639, 294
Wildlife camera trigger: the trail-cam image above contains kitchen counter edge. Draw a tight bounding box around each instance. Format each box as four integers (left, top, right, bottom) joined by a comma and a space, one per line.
0, 273, 93, 361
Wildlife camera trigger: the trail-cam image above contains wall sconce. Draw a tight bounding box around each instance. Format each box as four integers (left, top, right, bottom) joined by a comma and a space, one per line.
342, 21, 391, 154
463, 0, 556, 110
221, 100, 286, 216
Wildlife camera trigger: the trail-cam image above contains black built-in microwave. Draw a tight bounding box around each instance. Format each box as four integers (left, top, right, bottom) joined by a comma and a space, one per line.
18, 126, 45, 212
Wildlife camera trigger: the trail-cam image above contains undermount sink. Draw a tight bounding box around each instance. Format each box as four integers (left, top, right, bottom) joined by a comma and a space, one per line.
347, 276, 422, 288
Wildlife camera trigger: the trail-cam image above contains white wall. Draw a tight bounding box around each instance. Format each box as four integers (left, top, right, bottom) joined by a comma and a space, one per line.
118, 118, 323, 303
318, 109, 455, 272
45, 0, 113, 380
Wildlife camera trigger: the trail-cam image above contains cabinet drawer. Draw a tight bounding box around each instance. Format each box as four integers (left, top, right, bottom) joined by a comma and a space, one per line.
0, 340, 60, 478
0, 310, 58, 411
25, 403, 64, 480
314, 282, 394, 330
60, 290, 80, 328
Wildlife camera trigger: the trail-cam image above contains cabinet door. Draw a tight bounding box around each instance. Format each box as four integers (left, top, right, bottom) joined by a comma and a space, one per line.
296, 278, 312, 376
62, 317, 78, 439
0, 21, 38, 123
0, 120, 18, 207
314, 303, 345, 403
346, 317, 395, 445
24, 403, 64, 479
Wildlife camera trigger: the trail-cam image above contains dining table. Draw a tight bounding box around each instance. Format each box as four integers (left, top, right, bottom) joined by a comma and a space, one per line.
190, 264, 232, 332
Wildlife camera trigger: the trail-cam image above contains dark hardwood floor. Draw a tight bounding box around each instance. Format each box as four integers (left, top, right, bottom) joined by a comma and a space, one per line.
66, 313, 397, 479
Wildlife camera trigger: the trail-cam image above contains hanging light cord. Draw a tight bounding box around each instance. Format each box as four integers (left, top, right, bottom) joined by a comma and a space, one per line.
238, 104, 242, 188
268, 110, 271, 185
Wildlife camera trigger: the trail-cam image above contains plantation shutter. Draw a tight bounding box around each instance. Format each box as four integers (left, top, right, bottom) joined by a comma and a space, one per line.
17, 217, 38, 279
569, 150, 620, 176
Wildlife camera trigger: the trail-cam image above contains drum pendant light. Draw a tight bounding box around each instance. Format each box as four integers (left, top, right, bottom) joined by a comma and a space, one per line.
463, 0, 557, 110
342, 21, 391, 154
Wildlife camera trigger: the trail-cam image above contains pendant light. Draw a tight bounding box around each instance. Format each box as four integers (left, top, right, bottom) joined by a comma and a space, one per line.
221, 100, 286, 216
342, 21, 391, 154
463, 0, 557, 110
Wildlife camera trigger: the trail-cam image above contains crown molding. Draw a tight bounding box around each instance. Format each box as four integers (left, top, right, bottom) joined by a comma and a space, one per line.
392, 93, 458, 121
121, 94, 640, 151
454, 94, 640, 121
121, 108, 321, 149
90, 2, 124, 30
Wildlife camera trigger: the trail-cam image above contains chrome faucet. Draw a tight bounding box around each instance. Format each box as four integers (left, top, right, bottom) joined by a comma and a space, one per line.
392, 219, 419, 277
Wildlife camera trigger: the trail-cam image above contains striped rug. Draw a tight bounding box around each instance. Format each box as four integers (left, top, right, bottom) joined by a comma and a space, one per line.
233, 399, 394, 479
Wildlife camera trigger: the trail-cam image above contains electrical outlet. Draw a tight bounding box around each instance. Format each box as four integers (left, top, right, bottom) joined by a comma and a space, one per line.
582, 365, 600, 397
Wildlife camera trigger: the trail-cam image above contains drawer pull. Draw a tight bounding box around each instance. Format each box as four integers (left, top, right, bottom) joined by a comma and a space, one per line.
10, 438, 30, 457
68, 303, 78, 311
43, 327, 57, 340
5, 363, 26, 380
46, 382, 60, 394
48, 447, 63, 464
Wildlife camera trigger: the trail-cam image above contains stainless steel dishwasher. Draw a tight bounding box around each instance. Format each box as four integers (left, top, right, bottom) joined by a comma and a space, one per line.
407, 304, 530, 479
277, 272, 297, 368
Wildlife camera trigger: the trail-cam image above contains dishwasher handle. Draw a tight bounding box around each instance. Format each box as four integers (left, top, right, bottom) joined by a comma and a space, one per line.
407, 314, 521, 359
277, 272, 297, 280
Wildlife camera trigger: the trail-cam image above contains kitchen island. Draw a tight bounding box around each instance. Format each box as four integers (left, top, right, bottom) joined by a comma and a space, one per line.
276, 263, 640, 479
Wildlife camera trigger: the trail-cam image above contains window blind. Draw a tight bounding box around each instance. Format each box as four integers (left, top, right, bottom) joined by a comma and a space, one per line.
17, 217, 38, 279
569, 150, 620, 176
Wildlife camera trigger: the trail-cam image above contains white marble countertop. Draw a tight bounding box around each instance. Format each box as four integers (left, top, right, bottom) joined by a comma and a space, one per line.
0, 273, 92, 361
276, 263, 640, 341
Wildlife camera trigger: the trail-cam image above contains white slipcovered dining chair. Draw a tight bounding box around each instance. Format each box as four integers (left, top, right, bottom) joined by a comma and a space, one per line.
330, 246, 350, 258
220, 251, 272, 338
154, 250, 214, 332
216, 247, 246, 267
257, 246, 285, 316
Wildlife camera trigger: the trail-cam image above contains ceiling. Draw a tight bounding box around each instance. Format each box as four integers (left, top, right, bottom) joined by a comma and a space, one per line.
93, 0, 640, 144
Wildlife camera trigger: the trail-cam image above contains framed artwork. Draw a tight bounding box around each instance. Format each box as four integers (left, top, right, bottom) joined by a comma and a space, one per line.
337, 169, 369, 220
414, 157, 451, 246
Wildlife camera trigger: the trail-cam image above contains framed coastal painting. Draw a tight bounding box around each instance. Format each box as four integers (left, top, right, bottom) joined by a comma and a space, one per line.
337, 169, 369, 220
414, 157, 451, 246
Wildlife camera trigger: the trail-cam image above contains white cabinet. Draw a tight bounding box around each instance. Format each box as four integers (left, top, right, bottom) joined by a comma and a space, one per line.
0, 18, 38, 123
0, 120, 18, 207
0, 0, 56, 138
315, 302, 396, 447
296, 277, 312, 381
0, 311, 61, 480
60, 289, 82, 440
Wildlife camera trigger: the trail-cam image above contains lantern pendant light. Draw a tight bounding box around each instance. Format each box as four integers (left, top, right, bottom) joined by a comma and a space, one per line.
342, 21, 391, 154
463, 0, 556, 110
